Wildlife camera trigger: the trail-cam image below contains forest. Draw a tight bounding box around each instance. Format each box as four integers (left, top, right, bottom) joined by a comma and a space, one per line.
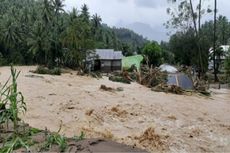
164, 0, 230, 81
0, 0, 148, 69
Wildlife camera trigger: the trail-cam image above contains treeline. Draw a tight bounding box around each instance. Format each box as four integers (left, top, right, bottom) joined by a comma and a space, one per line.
161, 0, 230, 80
0, 0, 148, 68
166, 15, 230, 67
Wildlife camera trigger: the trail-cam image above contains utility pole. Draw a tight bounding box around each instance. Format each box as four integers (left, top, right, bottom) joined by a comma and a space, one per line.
213, 0, 218, 82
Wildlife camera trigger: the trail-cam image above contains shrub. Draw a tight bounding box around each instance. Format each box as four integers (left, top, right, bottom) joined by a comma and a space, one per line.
33, 66, 61, 75
225, 50, 230, 82
109, 76, 131, 84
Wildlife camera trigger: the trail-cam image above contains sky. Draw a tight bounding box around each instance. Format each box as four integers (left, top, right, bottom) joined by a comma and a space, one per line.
64, 0, 230, 42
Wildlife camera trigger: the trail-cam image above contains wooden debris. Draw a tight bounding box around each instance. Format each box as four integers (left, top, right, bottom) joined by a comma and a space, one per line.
100, 85, 114, 92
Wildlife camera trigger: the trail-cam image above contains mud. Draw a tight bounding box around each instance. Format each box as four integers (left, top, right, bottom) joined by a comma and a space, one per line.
0, 66, 230, 152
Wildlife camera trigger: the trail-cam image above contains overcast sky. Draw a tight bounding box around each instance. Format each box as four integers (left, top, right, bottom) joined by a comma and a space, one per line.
64, 0, 230, 42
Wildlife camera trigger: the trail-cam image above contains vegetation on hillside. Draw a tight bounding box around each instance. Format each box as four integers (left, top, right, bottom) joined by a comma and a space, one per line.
0, 0, 148, 69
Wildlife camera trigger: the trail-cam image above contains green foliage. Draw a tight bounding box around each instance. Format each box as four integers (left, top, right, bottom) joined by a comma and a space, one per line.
160, 41, 175, 64
112, 27, 148, 55
0, 66, 26, 132
166, 0, 211, 31
0, 0, 147, 69
109, 76, 131, 84
0, 137, 29, 153
0, 53, 7, 66
33, 66, 61, 75
28, 128, 42, 136
225, 49, 230, 81
142, 42, 163, 66
169, 30, 196, 65
166, 0, 212, 75
73, 131, 85, 141
43, 133, 67, 152
0, 66, 29, 153
168, 28, 210, 73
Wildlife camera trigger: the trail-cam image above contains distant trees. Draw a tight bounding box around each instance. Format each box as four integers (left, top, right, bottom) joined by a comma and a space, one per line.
0, 0, 148, 68
112, 27, 148, 54
160, 41, 175, 64
169, 30, 193, 66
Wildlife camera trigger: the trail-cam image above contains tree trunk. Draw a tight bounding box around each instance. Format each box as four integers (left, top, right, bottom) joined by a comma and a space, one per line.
213, 0, 218, 82
189, 0, 198, 35
198, 0, 202, 32
190, 0, 203, 78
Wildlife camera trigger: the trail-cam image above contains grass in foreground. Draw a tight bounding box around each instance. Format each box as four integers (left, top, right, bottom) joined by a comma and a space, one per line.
0, 66, 84, 153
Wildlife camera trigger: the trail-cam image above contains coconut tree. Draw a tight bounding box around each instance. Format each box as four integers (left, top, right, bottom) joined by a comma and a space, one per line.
27, 22, 47, 64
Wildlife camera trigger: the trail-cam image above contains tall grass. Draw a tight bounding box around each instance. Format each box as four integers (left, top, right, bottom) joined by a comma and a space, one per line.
0, 66, 27, 153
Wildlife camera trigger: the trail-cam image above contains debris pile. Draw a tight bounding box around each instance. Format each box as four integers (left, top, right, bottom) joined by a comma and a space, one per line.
100, 85, 124, 92
90, 71, 102, 79
152, 84, 183, 94
108, 66, 167, 88
139, 66, 168, 88
136, 127, 169, 151
110, 106, 128, 118
100, 85, 114, 92
108, 72, 131, 84
105, 64, 210, 95
77, 70, 102, 79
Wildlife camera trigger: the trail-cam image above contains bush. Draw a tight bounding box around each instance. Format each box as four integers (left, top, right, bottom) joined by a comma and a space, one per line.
225, 50, 230, 82
109, 76, 131, 84
33, 66, 61, 75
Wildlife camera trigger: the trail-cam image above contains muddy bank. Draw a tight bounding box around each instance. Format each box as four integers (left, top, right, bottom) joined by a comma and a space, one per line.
0, 66, 230, 152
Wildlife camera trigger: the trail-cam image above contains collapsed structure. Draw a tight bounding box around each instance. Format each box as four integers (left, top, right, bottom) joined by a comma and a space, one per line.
159, 64, 193, 90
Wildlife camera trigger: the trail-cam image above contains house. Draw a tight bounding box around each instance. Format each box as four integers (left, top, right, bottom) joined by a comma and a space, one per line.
93, 49, 123, 72
208, 45, 230, 70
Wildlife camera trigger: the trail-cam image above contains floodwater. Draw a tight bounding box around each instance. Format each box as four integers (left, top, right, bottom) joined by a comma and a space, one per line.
0, 66, 230, 152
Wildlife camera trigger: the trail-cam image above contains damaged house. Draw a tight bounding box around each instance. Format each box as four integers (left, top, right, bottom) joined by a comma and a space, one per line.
92, 49, 123, 72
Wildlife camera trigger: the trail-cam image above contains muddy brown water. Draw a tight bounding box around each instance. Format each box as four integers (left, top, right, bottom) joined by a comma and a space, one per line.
0, 66, 230, 152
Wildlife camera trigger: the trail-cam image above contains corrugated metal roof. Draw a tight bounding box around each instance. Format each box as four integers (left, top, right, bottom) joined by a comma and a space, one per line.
167, 73, 193, 90
113, 51, 123, 59
96, 49, 123, 60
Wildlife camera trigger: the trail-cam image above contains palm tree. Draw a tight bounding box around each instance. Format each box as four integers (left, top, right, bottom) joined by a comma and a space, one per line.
92, 14, 102, 29
52, 0, 65, 15
0, 17, 21, 48
27, 22, 47, 64
42, 0, 53, 27
80, 4, 90, 23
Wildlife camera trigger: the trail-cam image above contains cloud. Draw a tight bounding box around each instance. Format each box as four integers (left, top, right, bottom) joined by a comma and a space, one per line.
133, 0, 167, 8
64, 0, 230, 42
